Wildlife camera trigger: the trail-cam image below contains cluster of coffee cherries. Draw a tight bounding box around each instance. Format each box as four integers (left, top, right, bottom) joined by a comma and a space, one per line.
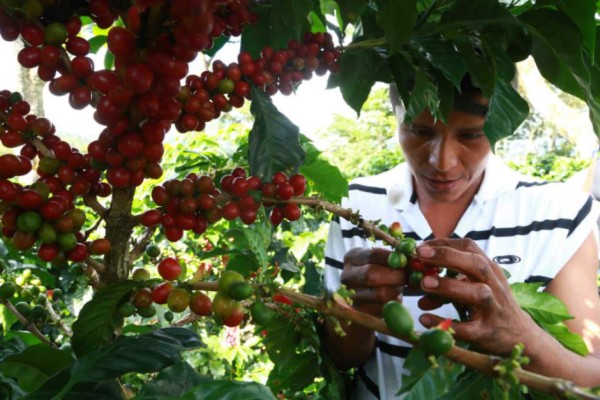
0, 91, 115, 262
121, 258, 213, 322
0, 267, 59, 331
386, 222, 441, 288
121, 255, 256, 328
0, 0, 259, 189
140, 168, 306, 242
175, 32, 341, 133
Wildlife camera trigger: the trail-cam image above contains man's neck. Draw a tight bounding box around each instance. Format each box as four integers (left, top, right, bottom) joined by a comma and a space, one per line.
415, 177, 483, 238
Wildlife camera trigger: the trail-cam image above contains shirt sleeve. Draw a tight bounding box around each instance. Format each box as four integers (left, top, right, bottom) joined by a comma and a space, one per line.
530, 189, 600, 279
324, 216, 345, 293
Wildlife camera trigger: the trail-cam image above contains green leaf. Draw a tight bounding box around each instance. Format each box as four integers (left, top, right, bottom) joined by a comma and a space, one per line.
512, 282, 588, 355
262, 315, 301, 363
484, 79, 529, 149
389, 51, 416, 107
537, 0, 596, 60
3, 331, 42, 347
248, 87, 305, 180
412, 35, 467, 88
204, 35, 230, 58
103, 50, 115, 70
268, 351, 318, 392
520, 8, 586, 99
25, 373, 124, 400
437, 0, 520, 33
299, 136, 348, 203
399, 348, 465, 397
451, 35, 496, 99
303, 260, 322, 296
337, 0, 368, 28
173, 380, 277, 400
308, 11, 326, 33
270, 0, 319, 49
137, 360, 207, 399
0, 372, 25, 400
438, 370, 524, 400
241, 6, 272, 58
375, 0, 417, 55
121, 324, 158, 336
543, 323, 589, 356
88, 35, 107, 54
226, 251, 260, 277
71, 280, 135, 358
0, 304, 17, 334
240, 213, 271, 270
0, 344, 74, 392
337, 47, 391, 115
405, 69, 439, 122
29, 328, 201, 399
0, 240, 8, 257
511, 283, 572, 324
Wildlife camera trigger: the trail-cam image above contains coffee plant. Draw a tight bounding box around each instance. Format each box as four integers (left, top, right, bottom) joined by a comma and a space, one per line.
0, 0, 599, 399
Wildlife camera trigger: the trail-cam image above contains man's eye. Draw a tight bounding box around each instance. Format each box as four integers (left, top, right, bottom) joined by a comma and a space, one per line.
459, 132, 484, 140
410, 128, 433, 137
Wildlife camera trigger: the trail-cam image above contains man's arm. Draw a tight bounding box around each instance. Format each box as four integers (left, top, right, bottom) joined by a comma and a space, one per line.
416, 237, 600, 387
546, 232, 600, 357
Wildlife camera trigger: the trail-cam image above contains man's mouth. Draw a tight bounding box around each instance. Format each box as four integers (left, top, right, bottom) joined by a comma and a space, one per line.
424, 176, 460, 190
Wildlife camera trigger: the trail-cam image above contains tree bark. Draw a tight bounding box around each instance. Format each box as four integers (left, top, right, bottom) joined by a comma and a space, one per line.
101, 187, 137, 283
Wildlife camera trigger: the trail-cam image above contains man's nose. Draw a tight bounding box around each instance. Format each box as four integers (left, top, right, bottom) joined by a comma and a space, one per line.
428, 135, 458, 172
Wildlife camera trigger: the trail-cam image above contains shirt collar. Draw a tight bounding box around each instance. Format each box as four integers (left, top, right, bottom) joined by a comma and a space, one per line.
386, 163, 416, 211
386, 155, 521, 211
474, 154, 521, 203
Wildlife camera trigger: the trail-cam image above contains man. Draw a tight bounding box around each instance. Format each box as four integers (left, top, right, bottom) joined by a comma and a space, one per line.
322, 78, 600, 399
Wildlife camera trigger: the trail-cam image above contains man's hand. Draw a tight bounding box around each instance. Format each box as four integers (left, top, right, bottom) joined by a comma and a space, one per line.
341, 247, 407, 317
414, 238, 543, 356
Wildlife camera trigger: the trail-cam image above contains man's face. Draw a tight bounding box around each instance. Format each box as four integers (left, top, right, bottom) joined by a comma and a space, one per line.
399, 104, 491, 204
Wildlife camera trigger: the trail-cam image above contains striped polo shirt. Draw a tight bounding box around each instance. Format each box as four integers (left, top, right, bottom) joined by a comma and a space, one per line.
324, 155, 599, 399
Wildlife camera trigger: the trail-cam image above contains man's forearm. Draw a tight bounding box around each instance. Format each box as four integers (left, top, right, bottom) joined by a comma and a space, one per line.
525, 331, 600, 387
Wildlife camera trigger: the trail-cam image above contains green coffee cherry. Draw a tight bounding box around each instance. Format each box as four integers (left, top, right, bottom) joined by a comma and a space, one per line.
418, 328, 454, 356
383, 300, 414, 336
387, 251, 407, 269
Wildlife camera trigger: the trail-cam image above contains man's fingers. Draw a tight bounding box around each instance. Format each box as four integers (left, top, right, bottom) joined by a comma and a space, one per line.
344, 247, 391, 267
422, 238, 506, 281
420, 275, 494, 309
418, 313, 479, 344
341, 264, 407, 287
417, 294, 447, 311
416, 245, 493, 283
351, 285, 403, 304
423, 238, 484, 255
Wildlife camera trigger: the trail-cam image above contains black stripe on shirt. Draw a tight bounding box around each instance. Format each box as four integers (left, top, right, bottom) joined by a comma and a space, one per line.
404, 287, 426, 297
357, 365, 381, 399
376, 338, 411, 358
342, 229, 424, 241
349, 183, 387, 195
568, 196, 592, 237
342, 227, 367, 239
332, 215, 340, 223
516, 181, 549, 188
524, 275, 552, 285
409, 190, 417, 204
325, 257, 344, 270
464, 218, 576, 241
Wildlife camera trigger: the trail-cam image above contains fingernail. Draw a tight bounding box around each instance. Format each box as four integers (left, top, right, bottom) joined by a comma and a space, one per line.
420, 315, 431, 327
417, 245, 434, 258
422, 275, 439, 288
